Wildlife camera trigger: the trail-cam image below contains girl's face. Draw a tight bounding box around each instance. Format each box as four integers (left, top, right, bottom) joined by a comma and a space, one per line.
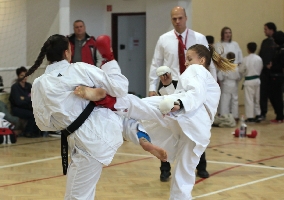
223, 29, 232, 42
185, 49, 205, 68
64, 43, 72, 63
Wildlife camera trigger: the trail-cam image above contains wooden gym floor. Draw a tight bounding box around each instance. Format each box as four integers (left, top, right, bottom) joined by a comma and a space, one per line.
0, 105, 283, 200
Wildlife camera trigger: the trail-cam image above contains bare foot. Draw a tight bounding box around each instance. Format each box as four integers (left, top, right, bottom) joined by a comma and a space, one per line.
139, 137, 167, 162
74, 86, 106, 101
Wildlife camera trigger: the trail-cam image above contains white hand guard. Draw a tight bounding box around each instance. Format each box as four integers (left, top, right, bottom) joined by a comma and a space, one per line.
159, 97, 176, 114
156, 66, 171, 76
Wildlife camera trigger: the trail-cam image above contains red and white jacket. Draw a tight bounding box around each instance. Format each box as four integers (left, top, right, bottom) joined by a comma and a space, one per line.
67, 33, 103, 66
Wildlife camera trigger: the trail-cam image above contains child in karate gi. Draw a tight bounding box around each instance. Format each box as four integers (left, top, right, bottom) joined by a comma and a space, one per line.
239, 42, 263, 122
26, 34, 166, 200
218, 52, 241, 121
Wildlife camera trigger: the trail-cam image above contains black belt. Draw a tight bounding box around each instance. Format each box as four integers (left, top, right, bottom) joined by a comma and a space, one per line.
61, 101, 95, 175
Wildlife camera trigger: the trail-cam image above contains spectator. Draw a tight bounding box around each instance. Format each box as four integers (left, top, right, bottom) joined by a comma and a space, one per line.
268, 31, 284, 123
67, 20, 103, 67
217, 52, 241, 121
0, 100, 21, 134
259, 22, 277, 120
239, 42, 263, 123
214, 27, 243, 65
215, 27, 243, 121
9, 67, 40, 138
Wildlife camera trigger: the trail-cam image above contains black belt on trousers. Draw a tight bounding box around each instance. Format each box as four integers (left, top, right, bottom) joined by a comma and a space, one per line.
61, 101, 95, 175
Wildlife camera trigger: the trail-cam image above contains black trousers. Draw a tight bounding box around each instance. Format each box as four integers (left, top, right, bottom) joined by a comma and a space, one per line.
260, 74, 270, 117
269, 76, 284, 120
161, 152, 207, 171
260, 74, 284, 120
12, 107, 39, 134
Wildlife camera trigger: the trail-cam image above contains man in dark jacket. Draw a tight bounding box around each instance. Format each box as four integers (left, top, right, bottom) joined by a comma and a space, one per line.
67, 20, 103, 67
258, 22, 277, 120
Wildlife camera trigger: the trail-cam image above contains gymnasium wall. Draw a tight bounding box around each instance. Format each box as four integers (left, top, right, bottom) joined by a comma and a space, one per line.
191, 0, 284, 105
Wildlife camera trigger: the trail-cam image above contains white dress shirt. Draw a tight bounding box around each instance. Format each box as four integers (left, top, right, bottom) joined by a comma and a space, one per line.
149, 29, 216, 92
214, 41, 243, 64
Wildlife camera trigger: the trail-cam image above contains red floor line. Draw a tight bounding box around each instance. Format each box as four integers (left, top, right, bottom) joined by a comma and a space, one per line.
208, 142, 284, 148
195, 154, 284, 184
0, 157, 153, 188
0, 174, 63, 188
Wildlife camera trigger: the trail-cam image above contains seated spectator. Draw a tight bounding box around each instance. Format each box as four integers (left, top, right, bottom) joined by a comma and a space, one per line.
0, 75, 4, 93
9, 66, 40, 138
0, 100, 21, 135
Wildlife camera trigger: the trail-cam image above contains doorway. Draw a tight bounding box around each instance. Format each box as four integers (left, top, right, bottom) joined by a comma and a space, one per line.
112, 13, 146, 97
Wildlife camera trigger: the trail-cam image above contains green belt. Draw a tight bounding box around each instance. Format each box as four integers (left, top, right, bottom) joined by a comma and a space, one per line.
245, 75, 259, 80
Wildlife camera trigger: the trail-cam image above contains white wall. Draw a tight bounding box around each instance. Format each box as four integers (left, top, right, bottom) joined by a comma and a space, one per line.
70, 0, 105, 37
0, 0, 61, 91
0, 0, 27, 88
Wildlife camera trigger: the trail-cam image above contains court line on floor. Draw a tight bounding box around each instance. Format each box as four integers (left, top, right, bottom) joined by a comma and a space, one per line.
207, 160, 284, 170
0, 138, 60, 148
2, 139, 283, 150
195, 154, 284, 184
1, 152, 283, 171
0, 153, 150, 170
192, 172, 284, 199
0, 156, 152, 188
0, 156, 61, 169
0, 152, 283, 188
208, 142, 284, 148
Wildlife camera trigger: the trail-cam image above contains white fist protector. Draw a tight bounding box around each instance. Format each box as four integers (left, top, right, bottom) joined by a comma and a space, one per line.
156, 66, 171, 76
159, 97, 176, 114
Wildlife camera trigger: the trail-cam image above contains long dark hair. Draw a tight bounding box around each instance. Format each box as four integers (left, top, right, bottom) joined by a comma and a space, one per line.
25, 34, 69, 78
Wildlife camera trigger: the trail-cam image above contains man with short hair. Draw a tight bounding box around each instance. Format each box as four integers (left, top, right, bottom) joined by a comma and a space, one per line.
67, 20, 103, 67
148, 6, 214, 183
149, 6, 216, 97
258, 22, 277, 120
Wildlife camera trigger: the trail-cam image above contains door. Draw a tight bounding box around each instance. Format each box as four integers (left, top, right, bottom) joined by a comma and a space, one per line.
112, 14, 146, 97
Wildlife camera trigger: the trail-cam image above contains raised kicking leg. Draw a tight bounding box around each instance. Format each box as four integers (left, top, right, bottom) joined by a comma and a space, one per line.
74, 86, 168, 162
137, 131, 167, 162
74, 86, 106, 101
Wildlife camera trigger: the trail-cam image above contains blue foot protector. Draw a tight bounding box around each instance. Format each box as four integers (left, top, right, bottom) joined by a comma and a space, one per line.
137, 131, 151, 142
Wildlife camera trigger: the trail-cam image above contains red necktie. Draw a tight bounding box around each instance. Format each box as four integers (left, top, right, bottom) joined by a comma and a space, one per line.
178, 35, 186, 74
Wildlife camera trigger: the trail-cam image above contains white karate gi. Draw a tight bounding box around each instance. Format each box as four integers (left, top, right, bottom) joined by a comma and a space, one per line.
214, 41, 243, 119
239, 54, 263, 118
217, 68, 241, 119
214, 41, 243, 64
31, 60, 128, 200
149, 29, 217, 93
117, 64, 220, 200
